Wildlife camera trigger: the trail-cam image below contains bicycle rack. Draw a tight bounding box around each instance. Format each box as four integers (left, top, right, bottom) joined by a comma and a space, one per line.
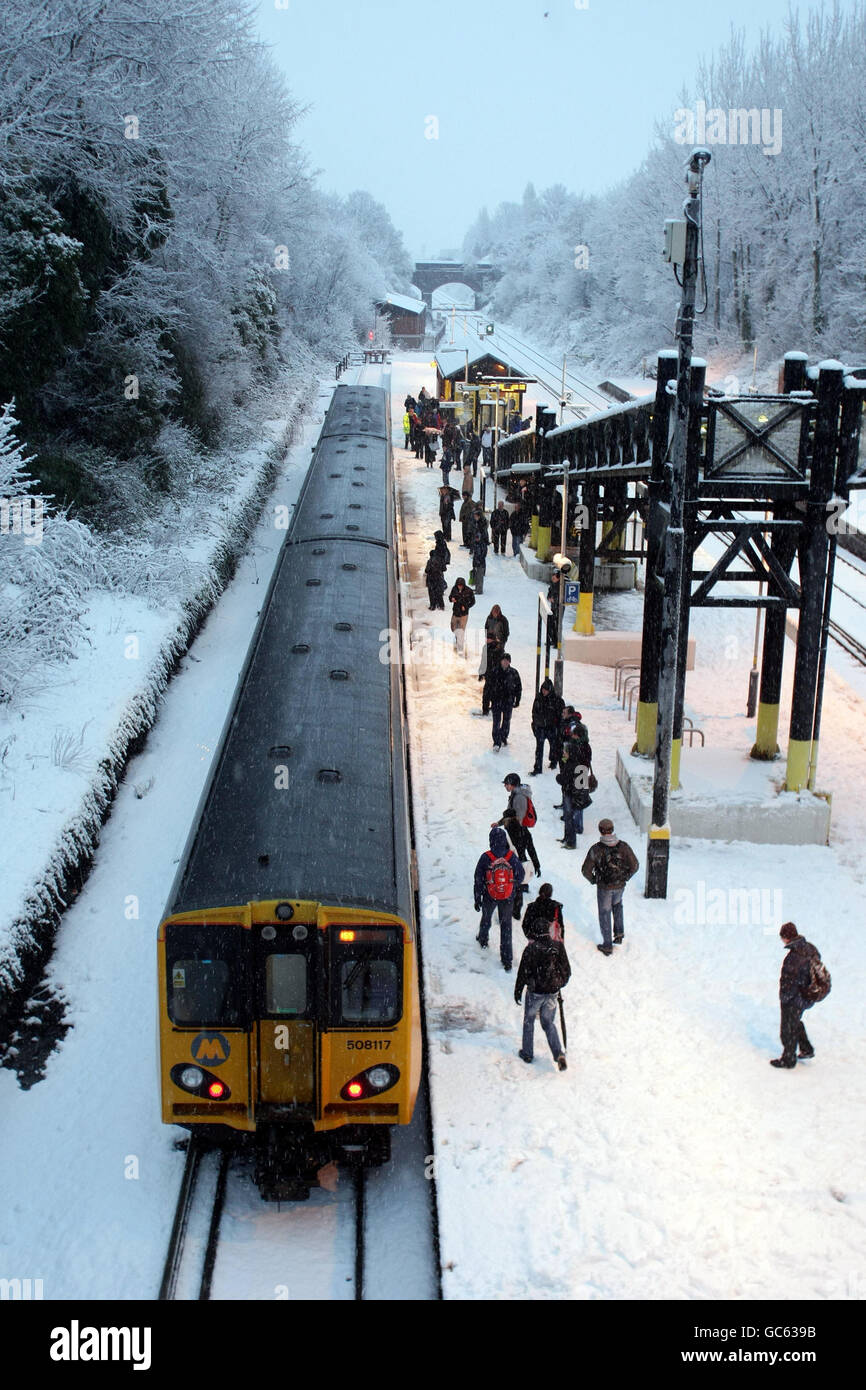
614, 659, 640, 698
683, 716, 705, 747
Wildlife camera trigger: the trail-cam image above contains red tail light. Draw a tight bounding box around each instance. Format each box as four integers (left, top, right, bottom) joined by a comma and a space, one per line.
208, 1081, 226, 1099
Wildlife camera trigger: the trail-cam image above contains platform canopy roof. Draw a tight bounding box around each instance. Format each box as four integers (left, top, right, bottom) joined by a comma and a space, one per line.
378, 291, 426, 315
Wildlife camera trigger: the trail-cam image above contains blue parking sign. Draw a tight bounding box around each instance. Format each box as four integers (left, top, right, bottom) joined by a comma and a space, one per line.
564, 581, 581, 605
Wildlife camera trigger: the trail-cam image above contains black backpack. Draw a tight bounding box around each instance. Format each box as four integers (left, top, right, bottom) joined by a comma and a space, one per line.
596, 843, 633, 886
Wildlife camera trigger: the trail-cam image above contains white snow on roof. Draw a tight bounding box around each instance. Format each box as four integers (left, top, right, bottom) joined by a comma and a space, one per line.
380, 292, 426, 315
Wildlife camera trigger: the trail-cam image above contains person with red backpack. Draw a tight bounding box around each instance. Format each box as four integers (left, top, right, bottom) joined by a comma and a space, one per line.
522, 883, 565, 941
493, 772, 541, 919
771, 921, 830, 1068
581, 818, 639, 956
473, 827, 525, 971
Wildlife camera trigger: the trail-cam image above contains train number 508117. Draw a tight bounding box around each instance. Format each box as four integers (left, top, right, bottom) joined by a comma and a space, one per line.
346, 1040, 391, 1050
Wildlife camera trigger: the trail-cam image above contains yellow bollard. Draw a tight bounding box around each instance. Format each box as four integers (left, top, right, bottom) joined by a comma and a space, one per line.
751, 701, 781, 760
573, 590, 595, 635
536, 524, 552, 564
633, 700, 657, 757
784, 738, 812, 792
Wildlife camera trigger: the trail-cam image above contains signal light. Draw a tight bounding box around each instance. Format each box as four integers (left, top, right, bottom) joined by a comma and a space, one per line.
339, 930, 356, 941
347, 1082, 363, 1098
208, 1081, 226, 1099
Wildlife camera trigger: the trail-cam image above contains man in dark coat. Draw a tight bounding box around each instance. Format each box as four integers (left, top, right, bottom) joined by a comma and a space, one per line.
547, 569, 562, 649
448, 577, 475, 655
522, 883, 565, 941
459, 492, 475, 548
509, 505, 529, 557
531, 678, 564, 774
581, 819, 639, 955
465, 428, 482, 475
433, 530, 450, 569
473, 826, 525, 972
556, 756, 592, 847
490, 501, 510, 555
487, 654, 522, 751
439, 485, 460, 542
470, 526, 488, 595
424, 550, 446, 610
514, 922, 570, 1068
771, 922, 822, 1068
479, 605, 510, 715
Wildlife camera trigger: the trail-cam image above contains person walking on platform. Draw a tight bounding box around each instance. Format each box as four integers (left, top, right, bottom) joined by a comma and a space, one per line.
424, 550, 446, 611
522, 883, 565, 941
481, 425, 494, 469
514, 925, 570, 1069
433, 530, 450, 569
509, 505, 529, 558
494, 772, 541, 919
470, 524, 488, 596
466, 427, 482, 476
441, 449, 455, 488
770, 923, 830, 1068
479, 605, 510, 714
487, 654, 522, 752
462, 457, 474, 498
581, 819, 639, 955
411, 412, 425, 460
449, 577, 475, 656
424, 430, 438, 469
490, 501, 510, 556
439, 485, 460, 542
556, 755, 592, 848
474, 827, 525, 972
459, 492, 475, 548
531, 678, 564, 775
403, 410, 411, 448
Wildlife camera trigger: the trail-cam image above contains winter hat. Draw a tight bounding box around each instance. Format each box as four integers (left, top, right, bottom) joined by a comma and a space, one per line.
780, 922, 798, 942
489, 827, 510, 856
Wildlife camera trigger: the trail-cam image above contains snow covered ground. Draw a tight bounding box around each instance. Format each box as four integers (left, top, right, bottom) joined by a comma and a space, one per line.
391, 351, 866, 1302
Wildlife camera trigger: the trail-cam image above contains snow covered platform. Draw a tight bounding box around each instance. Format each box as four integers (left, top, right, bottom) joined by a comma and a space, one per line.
616, 745, 832, 844
563, 629, 696, 669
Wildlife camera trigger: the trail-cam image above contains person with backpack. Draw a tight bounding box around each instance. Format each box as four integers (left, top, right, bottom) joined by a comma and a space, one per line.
490, 501, 510, 556
433, 530, 451, 570
494, 772, 541, 919
771, 922, 830, 1068
581, 819, 639, 955
522, 883, 565, 941
487, 654, 522, 751
449, 577, 475, 656
514, 920, 570, 1069
473, 826, 525, 972
556, 756, 593, 848
531, 678, 564, 775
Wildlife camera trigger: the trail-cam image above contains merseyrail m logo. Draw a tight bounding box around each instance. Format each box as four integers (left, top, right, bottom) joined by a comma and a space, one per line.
190, 1032, 231, 1066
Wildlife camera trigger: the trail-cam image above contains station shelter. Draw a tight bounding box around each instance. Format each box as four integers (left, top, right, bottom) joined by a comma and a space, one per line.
434, 346, 531, 435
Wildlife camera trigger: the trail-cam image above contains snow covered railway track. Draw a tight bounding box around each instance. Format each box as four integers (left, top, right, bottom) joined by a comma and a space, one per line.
159, 1137, 231, 1302
828, 617, 866, 666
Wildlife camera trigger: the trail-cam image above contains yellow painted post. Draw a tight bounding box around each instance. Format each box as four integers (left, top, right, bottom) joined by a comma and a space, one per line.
573, 590, 594, 635
536, 524, 552, 564
751, 702, 781, 760
633, 700, 657, 757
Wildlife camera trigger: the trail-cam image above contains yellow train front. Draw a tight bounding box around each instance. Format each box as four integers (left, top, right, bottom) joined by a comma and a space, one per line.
157, 386, 422, 1199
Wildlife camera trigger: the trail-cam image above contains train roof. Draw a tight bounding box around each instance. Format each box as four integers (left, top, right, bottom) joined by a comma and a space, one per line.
319, 385, 388, 441
170, 538, 406, 918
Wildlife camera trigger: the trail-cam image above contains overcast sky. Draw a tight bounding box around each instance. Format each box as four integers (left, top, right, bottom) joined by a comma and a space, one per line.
254, 0, 852, 262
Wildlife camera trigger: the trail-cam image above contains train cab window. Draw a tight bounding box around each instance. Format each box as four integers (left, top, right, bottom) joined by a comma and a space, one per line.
169, 959, 232, 1026
166, 924, 245, 1027
330, 926, 402, 1026
265, 954, 307, 1016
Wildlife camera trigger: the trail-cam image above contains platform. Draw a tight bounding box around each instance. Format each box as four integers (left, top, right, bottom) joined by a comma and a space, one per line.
615, 745, 832, 845
518, 548, 637, 591
562, 630, 696, 669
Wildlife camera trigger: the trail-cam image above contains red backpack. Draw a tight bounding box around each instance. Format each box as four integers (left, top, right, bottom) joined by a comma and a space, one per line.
485, 852, 515, 901
522, 796, 537, 829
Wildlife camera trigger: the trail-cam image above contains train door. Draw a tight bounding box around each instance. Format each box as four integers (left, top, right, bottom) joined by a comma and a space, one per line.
254, 924, 321, 1113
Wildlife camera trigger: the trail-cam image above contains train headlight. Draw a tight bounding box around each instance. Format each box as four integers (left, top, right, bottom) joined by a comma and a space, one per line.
367, 1067, 391, 1090
181, 1067, 204, 1089
340, 1063, 400, 1100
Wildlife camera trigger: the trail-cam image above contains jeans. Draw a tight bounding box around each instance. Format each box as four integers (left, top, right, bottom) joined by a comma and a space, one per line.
473, 563, 485, 595
597, 886, 625, 947
492, 703, 512, 746
780, 1001, 813, 1063
511, 532, 522, 556
522, 991, 563, 1060
562, 791, 584, 846
532, 731, 558, 772
479, 895, 514, 967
